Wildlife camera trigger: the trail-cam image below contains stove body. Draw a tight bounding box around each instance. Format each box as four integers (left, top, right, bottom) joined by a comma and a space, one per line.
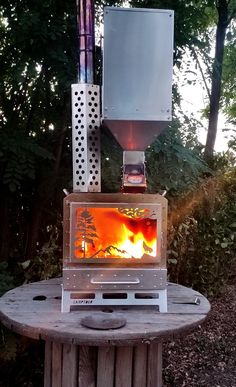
62, 193, 167, 311
61, 5, 173, 312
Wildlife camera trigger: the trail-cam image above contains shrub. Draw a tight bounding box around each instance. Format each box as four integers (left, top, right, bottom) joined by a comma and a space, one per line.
167, 167, 236, 296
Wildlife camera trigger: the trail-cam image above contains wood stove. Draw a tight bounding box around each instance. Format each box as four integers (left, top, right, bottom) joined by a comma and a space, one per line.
61, 4, 173, 312
62, 193, 167, 311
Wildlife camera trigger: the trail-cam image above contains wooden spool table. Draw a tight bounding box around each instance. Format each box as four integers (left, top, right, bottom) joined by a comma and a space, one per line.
0, 278, 210, 387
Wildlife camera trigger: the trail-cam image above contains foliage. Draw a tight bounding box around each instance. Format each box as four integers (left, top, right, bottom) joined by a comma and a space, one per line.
0, 262, 15, 296
0, 333, 44, 386
168, 166, 236, 296
0, 2, 235, 384
129, 0, 216, 62
23, 224, 63, 282
222, 26, 236, 123
101, 127, 122, 192
146, 121, 209, 196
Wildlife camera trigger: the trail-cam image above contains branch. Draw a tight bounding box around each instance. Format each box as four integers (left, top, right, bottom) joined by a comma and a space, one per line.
189, 46, 211, 99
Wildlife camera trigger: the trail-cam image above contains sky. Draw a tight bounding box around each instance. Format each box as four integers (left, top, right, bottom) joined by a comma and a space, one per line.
180, 81, 231, 152
177, 48, 233, 152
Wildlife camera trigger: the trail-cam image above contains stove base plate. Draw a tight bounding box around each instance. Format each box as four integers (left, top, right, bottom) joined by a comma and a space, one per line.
61, 288, 167, 313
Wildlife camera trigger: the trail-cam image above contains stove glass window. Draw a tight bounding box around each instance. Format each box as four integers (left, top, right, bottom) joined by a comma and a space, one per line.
70, 206, 158, 261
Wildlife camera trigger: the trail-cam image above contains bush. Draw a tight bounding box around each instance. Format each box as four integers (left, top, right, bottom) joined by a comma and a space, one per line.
167, 167, 236, 296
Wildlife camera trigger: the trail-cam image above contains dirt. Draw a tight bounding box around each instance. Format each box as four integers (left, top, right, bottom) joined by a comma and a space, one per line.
163, 279, 236, 387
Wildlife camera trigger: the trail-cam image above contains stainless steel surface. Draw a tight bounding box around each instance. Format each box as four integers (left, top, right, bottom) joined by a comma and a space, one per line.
122, 150, 146, 192
64, 198, 165, 264
90, 277, 140, 284
62, 288, 167, 309
172, 297, 201, 305
63, 193, 167, 268
63, 268, 167, 290
77, 0, 95, 83
72, 83, 101, 192
103, 120, 168, 151
123, 151, 145, 165
103, 7, 174, 150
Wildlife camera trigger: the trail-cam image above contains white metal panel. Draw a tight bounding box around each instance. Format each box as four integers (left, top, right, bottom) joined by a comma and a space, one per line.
102, 7, 174, 150
103, 7, 173, 120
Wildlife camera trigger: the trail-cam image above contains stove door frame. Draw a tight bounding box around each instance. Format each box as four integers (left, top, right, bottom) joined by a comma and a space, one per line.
63, 193, 167, 268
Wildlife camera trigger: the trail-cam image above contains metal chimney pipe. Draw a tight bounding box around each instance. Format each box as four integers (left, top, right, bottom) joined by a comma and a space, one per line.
76, 0, 95, 83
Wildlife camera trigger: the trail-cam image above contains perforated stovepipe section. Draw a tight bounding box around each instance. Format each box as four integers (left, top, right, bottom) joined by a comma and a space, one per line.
71, 84, 100, 192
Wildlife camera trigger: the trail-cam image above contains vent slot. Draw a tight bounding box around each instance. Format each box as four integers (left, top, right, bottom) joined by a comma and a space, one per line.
135, 293, 159, 299
70, 293, 95, 299
102, 293, 128, 299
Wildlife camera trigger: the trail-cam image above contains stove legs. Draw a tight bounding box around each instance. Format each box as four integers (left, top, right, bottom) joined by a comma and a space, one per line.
61, 288, 167, 313
44, 341, 163, 387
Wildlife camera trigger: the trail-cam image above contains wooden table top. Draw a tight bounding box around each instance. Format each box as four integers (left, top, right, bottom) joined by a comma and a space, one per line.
0, 278, 210, 346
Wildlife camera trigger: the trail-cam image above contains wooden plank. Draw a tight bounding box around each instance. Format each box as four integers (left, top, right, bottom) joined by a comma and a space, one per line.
147, 343, 162, 387
133, 345, 148, 387
78, 346, 97, 387
52, 342, 62, 387
97, 347, 115, 387
0, 278, 211, 346
115, 346, 133, 387
62, 344, 78, 387
44, 341, 52, 387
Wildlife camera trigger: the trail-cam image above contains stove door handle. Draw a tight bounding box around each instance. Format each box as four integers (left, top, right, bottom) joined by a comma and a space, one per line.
90, 277, 140, 285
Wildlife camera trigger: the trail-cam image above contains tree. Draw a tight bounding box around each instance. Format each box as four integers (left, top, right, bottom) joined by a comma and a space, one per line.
129, 1, 236, 158
205, 0, 236, 159
75, 209, 98, 257
0, 0, 76, 260
222, 26, 236, 124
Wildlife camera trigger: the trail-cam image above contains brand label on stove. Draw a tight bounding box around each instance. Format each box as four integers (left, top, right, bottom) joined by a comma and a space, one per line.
73, 299, 93, 305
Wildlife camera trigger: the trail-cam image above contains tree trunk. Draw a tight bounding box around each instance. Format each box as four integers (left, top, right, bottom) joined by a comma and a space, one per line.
204, 0, 229, 159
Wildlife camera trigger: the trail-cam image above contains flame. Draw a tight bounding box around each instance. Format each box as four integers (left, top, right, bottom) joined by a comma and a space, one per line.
117, 225, 156, 258
73, 207, 157, 259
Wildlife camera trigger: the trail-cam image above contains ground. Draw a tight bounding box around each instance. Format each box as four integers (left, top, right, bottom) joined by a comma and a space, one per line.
163, 279, 236, 387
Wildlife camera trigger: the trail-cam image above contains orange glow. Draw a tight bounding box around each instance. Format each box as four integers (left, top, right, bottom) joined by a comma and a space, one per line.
73, 208, 157, 259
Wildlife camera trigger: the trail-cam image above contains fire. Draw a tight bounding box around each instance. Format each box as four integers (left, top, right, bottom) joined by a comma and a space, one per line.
118, 226, 156, 259
73, 207, 157, 259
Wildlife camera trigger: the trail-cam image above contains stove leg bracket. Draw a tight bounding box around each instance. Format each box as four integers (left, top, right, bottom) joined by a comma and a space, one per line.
61, 288, 167, 313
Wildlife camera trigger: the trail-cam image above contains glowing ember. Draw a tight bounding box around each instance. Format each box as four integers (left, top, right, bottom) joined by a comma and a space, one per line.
73, 207, 157, 259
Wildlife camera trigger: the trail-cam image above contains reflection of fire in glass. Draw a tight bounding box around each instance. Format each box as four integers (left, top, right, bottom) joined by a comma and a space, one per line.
74, 208, 157, 259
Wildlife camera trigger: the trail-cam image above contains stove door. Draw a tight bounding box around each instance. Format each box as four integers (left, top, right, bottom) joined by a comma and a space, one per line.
63, 193, 167, 267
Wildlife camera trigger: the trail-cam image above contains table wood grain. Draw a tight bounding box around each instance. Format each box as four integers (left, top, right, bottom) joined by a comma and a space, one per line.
0, 278, 210, 346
